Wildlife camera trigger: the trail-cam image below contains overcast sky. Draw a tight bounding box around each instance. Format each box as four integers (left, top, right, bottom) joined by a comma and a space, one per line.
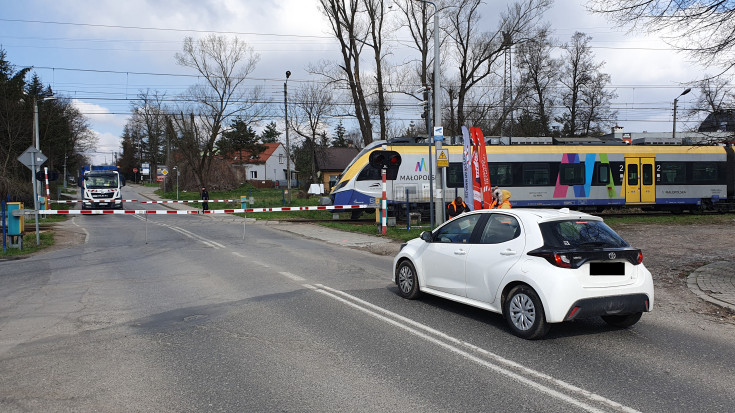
1, 0, 710, 164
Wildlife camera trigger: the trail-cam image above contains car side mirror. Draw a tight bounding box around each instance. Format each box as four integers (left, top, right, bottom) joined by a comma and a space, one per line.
420, 231, 433, 242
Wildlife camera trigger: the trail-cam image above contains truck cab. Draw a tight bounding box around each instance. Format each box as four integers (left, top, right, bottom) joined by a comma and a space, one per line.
79, 166, 125, 209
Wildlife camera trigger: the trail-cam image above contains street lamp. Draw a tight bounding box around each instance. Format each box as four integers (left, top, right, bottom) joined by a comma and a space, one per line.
673, 88, 691, 141
415, 0, 443, 225
284, 70, 292, 203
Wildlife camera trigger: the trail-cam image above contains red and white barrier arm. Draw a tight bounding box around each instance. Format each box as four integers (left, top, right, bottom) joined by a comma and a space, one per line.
52, 199, 137, 203
139, 199, 238, 204
35, 204, 370, 215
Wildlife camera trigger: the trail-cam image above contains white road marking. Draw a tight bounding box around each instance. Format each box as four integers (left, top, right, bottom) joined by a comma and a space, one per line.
311, 283, 640, 413
279, 272, 305, 282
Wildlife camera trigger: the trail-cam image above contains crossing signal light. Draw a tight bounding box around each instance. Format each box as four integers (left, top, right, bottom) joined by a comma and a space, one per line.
35, 170, 59, 181
369, 150, 402, 180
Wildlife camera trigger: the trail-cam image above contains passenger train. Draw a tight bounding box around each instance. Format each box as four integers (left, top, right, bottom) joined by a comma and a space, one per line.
329, 137, 735, 216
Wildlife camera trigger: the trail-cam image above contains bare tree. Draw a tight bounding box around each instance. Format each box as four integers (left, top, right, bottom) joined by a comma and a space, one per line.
393, 0, 435, 134
318, 0, 374, 146
689, 77, 735, 134
557, 32, 603, 136
515, 26, 560, 136
173, 34, 263, 187
129, 90, 168, 177
588, 0, 735, 73
446, 0, 551, 129
290, 83, 334, 184
579, 72, 618, 135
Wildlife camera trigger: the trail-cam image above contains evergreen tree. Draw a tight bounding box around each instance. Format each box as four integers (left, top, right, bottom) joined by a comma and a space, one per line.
331, 120, 349, 147
217, 117, 266, 159
259, 121, 281, 143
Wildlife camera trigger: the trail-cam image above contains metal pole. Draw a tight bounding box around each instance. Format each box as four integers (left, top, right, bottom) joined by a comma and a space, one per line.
430, 1, 444, 224
284, 71, 292, 203
31, 154, 40, 245
33, 98, 40, 199
673, 88, 691, 141
672, 98, 678, 141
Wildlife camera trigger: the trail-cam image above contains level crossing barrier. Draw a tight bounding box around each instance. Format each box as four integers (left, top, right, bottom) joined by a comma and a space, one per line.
28, 204, 371, 215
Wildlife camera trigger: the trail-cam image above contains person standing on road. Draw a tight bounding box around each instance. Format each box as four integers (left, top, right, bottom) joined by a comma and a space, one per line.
201, 186, 209, 211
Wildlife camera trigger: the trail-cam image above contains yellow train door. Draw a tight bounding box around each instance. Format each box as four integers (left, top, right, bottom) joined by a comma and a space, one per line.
625, 157, 656, 204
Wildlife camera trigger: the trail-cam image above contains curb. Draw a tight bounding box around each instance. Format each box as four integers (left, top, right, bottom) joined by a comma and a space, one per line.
686, 262, 735, 312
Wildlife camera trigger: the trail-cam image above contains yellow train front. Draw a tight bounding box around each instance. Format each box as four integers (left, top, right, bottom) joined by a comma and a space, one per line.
329, 138, 735, 215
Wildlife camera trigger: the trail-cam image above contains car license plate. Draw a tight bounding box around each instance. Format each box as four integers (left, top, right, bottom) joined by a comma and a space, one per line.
589, 262, 624, 276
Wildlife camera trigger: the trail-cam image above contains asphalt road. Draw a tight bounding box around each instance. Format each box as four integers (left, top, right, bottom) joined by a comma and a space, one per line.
1, 187, 734, 412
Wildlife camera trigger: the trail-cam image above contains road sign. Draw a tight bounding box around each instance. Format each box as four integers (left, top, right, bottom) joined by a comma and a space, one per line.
436, 149, 449, 168
433, 126, 444, 142
161, 168, 168, 176
17, 146, 47, 170
133, 168, 138, 173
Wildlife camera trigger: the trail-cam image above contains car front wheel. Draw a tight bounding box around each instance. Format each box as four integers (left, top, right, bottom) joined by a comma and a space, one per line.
396, 260, 421, 299
504, 285, 549, 340
601, 312, 642, 328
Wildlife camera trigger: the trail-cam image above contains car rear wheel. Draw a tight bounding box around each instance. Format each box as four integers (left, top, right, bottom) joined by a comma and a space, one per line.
601, 312, 642, 328
396, 260, 420, 299
504, 285, 549, 340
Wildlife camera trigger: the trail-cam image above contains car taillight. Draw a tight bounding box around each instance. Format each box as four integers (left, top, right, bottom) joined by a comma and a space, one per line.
636, 250, 643, 264
554, 253, 572, 268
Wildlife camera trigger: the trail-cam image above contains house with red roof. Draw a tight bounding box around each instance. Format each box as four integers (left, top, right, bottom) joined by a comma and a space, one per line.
227, 142, 296, 188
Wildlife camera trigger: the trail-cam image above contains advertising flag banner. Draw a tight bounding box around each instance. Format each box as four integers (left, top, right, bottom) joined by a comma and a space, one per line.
461, 126, 474, 210
472, 127, 493, 208
469, 127, 483, 210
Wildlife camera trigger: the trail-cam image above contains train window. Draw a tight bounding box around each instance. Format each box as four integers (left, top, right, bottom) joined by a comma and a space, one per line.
598, 164, 610, 185
642, 164, 653, 185
489, 164, 513, 186
559, 164, 585, 185
658, 163, 686, 184
627, 164, 639, 186
692, 164, 719, 183
446, 163, 464, 188
522, 163, 551, 186
356, 164, 382, 181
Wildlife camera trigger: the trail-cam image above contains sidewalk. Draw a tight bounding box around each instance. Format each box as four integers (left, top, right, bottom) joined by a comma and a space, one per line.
131, 184, 735, 312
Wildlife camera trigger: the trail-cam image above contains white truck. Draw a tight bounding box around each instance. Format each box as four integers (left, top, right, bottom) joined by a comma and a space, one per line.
79, 165, 125, 209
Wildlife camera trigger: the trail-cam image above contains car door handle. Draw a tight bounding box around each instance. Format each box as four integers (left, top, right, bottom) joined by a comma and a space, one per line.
454, 249, 467, 255
500, 249, 516, 256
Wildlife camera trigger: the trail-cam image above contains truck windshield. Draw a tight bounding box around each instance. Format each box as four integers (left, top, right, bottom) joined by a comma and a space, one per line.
86, 174, 119, 188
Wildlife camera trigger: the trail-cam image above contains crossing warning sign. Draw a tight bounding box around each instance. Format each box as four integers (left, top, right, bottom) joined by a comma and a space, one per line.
436, 149, 449, 168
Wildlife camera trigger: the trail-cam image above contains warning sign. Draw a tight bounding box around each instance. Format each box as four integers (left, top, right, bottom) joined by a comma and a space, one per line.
436, 149, 449, 168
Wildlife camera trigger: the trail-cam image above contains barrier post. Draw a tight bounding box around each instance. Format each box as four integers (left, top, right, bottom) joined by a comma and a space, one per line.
381, 168, 387, 235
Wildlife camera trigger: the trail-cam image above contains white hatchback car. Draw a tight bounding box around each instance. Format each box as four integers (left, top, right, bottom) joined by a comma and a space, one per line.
393, 208, 654, 339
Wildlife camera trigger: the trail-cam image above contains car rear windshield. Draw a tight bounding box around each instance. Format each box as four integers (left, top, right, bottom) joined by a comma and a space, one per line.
538, 220, 629, 249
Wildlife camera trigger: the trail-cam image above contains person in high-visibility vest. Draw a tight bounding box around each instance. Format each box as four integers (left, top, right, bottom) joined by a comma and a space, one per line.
447, 196, 469, 219
497, 189, 512, 209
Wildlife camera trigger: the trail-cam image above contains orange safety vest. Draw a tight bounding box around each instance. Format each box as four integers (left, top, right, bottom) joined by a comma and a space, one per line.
447, 201, 467, 218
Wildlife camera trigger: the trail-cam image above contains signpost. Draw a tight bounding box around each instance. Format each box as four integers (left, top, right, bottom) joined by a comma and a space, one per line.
433, 127, 445, 224
17, 146, 47, 245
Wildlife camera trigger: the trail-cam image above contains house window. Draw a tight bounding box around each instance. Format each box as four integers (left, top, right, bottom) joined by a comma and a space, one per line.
250, 170, 258, 179
279, 154, 284, 164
